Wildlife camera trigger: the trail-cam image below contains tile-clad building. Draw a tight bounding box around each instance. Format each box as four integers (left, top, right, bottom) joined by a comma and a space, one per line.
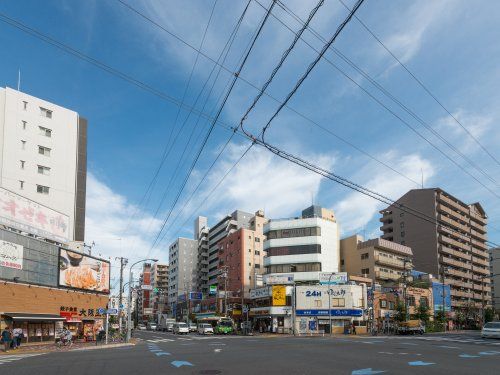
217, 210, 267, 300
489, 247, 500, 313
340, 235, 413, 286
379, 188, 490, 312
151, 263, 168, 315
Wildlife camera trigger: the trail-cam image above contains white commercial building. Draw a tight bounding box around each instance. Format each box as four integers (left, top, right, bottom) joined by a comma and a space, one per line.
263, 205, 340, 283
168, 237, 197, 316
0, 87, 87, 242
295, 284, 368, 334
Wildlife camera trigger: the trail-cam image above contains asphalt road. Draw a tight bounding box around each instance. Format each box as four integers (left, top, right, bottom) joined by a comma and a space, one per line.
2, 330, 500, 374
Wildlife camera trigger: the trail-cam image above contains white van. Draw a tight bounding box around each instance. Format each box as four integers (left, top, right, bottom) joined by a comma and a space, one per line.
197, 323, 214, 335
173, 322, 189, 335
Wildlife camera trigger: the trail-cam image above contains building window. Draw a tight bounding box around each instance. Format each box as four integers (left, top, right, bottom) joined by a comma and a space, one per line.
20, 160, 25, 169
266, 226, 321, 239
361, 268, 370, 275
19, 180, 24, 190
314, 300, 322, 307
401, 231, 405, 237
255, 264, 260, 269
255, 250, 260, 255
400, 222, 405, 228
340, 259, 344, 266
38, 165, 50, 175
21, 120, 27, 130
21, 140, 26, 150
381, 300, 387, 308
255, 237, 260, 242
38, 146, 51, 156
39, 126, 52, 137
331, 298, 345, 307
361, 253, 369, 260
408, 296, 416, 306
40, 107, 53, 119
419, 297, 428, 308
36, 184, 49, 194
389, 301, 395, 309
266, 244, 321, 256
23, 101, 28, 110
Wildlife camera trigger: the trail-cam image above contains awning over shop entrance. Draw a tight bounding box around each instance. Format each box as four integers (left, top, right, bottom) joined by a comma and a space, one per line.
3, 313, 66, 321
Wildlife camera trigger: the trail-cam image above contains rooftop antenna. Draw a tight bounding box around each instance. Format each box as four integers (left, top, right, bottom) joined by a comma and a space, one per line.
17, 69, 21, 91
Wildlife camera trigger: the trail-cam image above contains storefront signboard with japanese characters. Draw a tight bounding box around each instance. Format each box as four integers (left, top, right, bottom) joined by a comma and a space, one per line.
0, 240, 23, 270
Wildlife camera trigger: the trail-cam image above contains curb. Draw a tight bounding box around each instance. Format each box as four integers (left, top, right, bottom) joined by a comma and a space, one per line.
70, 343, 135, 351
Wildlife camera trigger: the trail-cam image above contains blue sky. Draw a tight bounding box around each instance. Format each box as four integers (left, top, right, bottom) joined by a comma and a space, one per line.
1, 0, 500, 288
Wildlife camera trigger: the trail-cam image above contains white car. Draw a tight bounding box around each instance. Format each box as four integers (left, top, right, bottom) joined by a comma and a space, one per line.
173, 322, 189, 335
189, 323, 197, 332
481, 321, 500, 339
137, 324, 147, 330
197, 323, 214, 335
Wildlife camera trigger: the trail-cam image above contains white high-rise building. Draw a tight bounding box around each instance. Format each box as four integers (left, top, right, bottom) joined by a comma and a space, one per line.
0, 87, 87, 242
264, 205, 340, 283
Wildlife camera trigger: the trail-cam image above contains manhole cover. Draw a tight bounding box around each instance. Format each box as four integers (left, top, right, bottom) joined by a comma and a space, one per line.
198, 371, 222, 375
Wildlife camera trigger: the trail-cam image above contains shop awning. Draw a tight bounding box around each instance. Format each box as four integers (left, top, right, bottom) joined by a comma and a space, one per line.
3, 313, 66, 322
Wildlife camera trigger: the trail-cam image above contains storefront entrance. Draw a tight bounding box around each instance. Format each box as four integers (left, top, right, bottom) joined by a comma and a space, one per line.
1, 313, 65, 344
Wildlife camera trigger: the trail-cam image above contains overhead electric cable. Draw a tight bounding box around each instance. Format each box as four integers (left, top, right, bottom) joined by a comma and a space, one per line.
337, 0, 500, 168
148, 0, 278, 251
273, 0, 499, 187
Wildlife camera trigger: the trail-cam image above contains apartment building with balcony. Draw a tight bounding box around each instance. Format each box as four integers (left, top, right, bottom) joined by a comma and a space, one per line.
217, 210, 267, 300
340, 234, 413, 286
168, 238, 197, 315
263, 205, 340, 283
151, 263, 169, 315
379, 188, 490, 312
197, 210, 253, 295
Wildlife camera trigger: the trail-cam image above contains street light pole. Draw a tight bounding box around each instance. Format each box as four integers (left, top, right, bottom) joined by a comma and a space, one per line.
126, 258, 158, 343
328, 272, 335, 336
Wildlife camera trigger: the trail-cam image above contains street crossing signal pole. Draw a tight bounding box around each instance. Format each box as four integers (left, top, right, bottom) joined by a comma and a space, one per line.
440, 266, 448, 332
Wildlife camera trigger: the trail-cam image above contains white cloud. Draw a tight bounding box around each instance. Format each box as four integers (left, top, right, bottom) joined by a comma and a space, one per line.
435, 109, 494, 153
85, 172, 165, 289
334, 152, 435, 234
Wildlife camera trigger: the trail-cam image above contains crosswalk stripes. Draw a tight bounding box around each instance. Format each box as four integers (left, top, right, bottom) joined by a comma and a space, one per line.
385, 335, 500, 346
0, 353, 45, 365
146, 335, 239, 343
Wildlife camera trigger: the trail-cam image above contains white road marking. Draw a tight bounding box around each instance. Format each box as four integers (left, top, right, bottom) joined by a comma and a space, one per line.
214, 348, 222, 353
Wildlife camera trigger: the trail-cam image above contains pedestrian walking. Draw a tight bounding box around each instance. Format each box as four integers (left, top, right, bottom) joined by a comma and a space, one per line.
1, 326, 12, 352
13, 327, 23, 349
352, 324, 356, 335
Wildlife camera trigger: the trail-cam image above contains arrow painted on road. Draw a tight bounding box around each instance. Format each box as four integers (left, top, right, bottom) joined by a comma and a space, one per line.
214, 349, 222, 353
408, 361, 435, 366
459, 354, 480, 358
171, 361, 194, 368
351, 368, 386, 375
155, 352, 171, 356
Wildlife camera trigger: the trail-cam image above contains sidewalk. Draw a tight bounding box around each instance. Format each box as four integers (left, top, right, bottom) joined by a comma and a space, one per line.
0, 340, 136, 356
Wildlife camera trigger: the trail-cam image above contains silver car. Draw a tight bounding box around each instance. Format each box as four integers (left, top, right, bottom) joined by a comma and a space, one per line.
481, 322, 500, 339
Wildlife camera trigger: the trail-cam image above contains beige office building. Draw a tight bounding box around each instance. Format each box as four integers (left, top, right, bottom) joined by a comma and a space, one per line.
379, 188, 490, 312
340, 235, 413, 286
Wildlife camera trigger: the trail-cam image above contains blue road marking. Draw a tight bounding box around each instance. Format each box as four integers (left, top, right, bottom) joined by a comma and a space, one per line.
408, 361, 435, 366
438, 346, 459, 349
171, 360, 194, 368
155, 352, 171, 356
478, 351, 500, 356
150, 349, 163, 352
351, 368, 385, 375
459, 354, 480, 358
400, 343, 418, 346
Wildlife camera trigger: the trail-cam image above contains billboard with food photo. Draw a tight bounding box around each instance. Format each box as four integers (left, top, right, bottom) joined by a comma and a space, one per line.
58, 249, 110, 293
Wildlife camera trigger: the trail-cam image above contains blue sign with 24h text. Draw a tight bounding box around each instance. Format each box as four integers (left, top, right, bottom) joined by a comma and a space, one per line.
295, 309, 363, 317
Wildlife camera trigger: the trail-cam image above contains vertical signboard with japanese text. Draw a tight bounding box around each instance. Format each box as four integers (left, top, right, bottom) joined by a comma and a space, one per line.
272, 285, 286, 306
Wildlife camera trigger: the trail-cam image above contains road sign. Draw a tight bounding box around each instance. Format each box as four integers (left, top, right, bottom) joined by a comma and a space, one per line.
97, 308, 106, 315
242, 306, 249, 313
141, 285, 153, 291
106, 308, 119, 315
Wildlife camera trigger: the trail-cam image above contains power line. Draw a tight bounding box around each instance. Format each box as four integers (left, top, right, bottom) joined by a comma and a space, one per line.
337, 0, 500, 169
160, 0, 327, 243
274, 0, 498, 188
148, 0, 278, 251
257, 0, 500, 199
121, 0, 220, 239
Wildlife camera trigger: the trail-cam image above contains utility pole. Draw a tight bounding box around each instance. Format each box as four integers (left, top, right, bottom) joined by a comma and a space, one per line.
116, 257, 128, 334
440, 266, 448, 331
